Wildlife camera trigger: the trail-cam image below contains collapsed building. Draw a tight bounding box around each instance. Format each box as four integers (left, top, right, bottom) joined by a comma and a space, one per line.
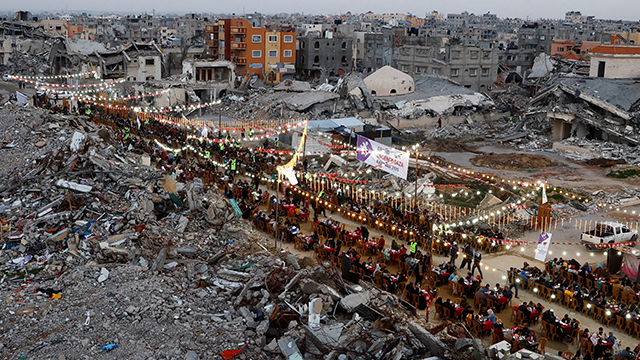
528, 76, 640, 146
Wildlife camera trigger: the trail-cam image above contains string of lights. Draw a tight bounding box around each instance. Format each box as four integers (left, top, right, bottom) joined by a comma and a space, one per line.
6, 70, 97, 81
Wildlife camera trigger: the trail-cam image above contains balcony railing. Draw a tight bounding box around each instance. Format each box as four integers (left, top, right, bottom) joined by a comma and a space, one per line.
230, 42, 246, 49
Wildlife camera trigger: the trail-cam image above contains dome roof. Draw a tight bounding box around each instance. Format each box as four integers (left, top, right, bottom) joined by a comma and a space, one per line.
364, 66, 415, 97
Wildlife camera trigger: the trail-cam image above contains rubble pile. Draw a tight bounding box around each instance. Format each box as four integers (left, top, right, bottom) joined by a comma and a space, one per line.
0, 105, 98, 186
0, 107, 483, 360
556, 137, 640, 165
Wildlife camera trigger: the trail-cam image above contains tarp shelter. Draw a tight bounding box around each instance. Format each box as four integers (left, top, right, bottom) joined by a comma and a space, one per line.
294, 118, 366, 153
306, 117, 365, 133
619, 249, 640, 282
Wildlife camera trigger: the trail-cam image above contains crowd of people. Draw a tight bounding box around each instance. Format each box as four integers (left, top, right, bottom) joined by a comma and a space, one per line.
39, 97, 640, 360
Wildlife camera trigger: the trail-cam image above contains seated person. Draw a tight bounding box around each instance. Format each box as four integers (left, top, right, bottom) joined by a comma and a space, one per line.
620, 347, 636, 360
484, 309, 497, 324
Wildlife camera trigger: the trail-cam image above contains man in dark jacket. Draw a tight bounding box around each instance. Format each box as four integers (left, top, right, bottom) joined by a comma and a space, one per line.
460, 244, 474, 270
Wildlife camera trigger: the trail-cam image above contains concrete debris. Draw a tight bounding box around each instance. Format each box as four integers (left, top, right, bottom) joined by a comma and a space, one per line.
97, 267, 109, 283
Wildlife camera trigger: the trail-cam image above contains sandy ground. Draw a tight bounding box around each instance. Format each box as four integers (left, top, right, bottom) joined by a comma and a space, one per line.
434, 145, 633, 193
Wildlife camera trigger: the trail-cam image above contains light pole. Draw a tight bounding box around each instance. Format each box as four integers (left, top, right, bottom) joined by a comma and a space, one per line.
414, 144, 420, 210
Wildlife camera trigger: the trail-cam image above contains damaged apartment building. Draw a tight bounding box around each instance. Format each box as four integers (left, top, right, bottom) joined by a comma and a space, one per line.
528, 76, 640, 146
89, 42, 166, 81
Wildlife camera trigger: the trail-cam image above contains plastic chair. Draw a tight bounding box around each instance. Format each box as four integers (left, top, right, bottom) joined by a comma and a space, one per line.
474, 295, 483, 309
538, 337, 548, 354
443, 306, 452, 320
493, 331, 502, 344
632, 322, 640, 338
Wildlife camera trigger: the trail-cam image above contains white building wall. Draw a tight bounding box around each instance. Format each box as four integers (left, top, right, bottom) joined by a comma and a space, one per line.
589, 54, 640, 78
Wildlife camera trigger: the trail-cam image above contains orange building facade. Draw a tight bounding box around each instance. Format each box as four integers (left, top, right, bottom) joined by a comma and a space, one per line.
206, 19, 295, 82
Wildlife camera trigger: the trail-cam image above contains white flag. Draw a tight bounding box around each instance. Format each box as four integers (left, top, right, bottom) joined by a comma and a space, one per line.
541, 184, 548, 205
201, 125, 208, 138
136, 115, 141, 129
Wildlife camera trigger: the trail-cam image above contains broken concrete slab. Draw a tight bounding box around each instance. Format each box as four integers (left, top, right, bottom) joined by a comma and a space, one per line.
55, 179, 92, 193
97, 267, 109, 283
184, 351, 199, 360
455, 338, 474, 351
217, 269, 251, 282
70, 131, 86, 152
308, 298, 322, 328
278, 337, 303, 360
339, 290, 371, 312
408, 322, 446, 358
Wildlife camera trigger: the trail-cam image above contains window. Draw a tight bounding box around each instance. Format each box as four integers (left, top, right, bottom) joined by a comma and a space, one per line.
482, 68, 490, 76
432, 68, 441, 75
268, 50, 277, 57
451, 68, 459, 76
145, 58, 154, 65
284, 35, 293, 43
483, 51, 490, 58
268, 35, 278, 42
470, 68, 477, 76
301, 55, 305, 64
314, 41, 320, 49
284, 50, 292, 57
252, 50, 262, 58
301, 41, 305, 48
470, 51, 478, 59
252, 35, 262, 43
377, 44, 382, 48
452, 51, 461, 59
313, 56, 319, 63
341, 42, 347, 49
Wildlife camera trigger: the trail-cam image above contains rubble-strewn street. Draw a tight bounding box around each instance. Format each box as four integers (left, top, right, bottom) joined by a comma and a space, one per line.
5, 6, 640, 360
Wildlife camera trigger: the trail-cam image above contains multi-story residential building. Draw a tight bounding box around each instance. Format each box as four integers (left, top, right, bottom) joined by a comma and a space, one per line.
362, 27, 402, 73
447, 45, 499, 91
175, 13, 207, 46
91, 42, 165, 81
394, 39, 499, 91
264, 30, 296, 82
499, 23, 553, 75
446, 12, 470, 28
565, 11, 585, 24
296, 30, 353, 79
206, 19, 295, 82
38, 19, 69, 37
122, 15, 157, 43
353, 31, 366, 71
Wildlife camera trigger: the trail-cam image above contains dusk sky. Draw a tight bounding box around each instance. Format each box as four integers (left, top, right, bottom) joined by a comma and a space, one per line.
2, 0, 639, 21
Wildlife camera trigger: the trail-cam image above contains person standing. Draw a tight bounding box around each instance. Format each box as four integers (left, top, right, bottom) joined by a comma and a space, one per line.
360, 225, 369, 242
508, 267, 519, 298
409, 239, 418, 256
450, 241, 459, 267
460, 244, 474, 271
471, 251, 483, 278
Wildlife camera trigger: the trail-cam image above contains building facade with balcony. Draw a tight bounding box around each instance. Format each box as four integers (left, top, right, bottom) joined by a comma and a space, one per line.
206, 19, 295, 82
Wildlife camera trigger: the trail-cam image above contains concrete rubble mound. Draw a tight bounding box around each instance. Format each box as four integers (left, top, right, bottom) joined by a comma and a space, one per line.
0, 106, 495, 359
